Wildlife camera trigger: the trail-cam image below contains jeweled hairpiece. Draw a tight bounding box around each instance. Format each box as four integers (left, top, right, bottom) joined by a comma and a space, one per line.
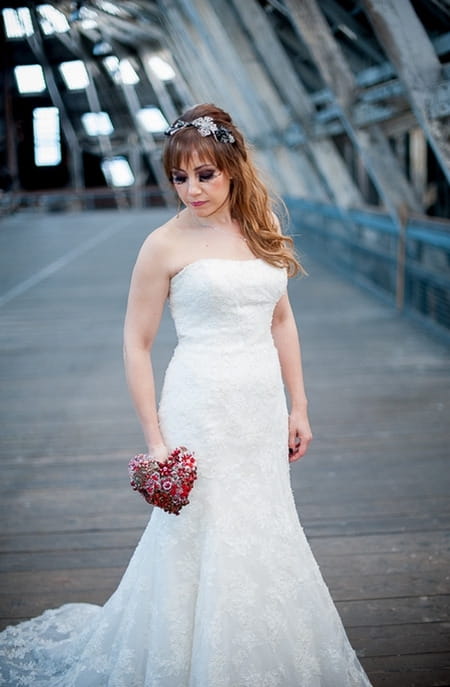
165, 116, 235, 144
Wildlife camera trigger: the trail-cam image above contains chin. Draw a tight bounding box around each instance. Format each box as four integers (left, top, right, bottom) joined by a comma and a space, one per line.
192, 206, 213, 216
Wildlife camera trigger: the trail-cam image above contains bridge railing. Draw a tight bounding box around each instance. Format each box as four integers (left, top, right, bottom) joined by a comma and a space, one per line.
285, 197, 450, 334
0, 186, 169, 215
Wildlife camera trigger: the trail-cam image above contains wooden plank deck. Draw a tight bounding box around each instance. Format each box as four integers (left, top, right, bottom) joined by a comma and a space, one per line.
0, 208, 449, 686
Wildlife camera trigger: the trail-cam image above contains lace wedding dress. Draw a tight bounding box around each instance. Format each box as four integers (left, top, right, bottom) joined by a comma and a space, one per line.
0, 258, 372, 686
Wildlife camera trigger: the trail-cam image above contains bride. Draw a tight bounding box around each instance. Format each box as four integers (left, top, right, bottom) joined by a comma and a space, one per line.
0, 104, 372, 686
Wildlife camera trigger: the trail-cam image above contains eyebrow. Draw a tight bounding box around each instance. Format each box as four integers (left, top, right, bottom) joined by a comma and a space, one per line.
171, 164, 215, 172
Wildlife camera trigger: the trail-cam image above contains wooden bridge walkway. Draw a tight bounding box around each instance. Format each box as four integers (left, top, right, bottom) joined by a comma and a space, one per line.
0, 209, 449, 686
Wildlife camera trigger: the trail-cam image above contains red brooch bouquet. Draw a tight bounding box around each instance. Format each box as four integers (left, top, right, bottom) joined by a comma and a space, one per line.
128, 446, 197, 515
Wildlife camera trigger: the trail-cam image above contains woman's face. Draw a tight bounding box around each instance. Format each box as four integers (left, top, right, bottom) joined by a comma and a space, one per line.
170, 152, 231, 219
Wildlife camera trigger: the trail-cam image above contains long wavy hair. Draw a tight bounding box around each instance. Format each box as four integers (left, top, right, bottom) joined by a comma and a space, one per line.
162, 104, 304, 277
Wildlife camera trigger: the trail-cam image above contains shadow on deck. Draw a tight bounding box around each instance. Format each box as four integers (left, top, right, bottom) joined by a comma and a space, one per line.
0, 209, 449, 686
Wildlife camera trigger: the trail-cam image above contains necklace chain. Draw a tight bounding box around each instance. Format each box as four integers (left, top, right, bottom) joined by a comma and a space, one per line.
186, 211, 248, 242
205, 223, 247, 243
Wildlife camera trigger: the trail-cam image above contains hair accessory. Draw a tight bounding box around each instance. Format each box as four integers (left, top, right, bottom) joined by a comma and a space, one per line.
165, 116, 235, 144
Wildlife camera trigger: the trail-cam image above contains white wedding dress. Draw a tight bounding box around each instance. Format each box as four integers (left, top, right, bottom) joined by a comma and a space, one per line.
0, 258, 372, 686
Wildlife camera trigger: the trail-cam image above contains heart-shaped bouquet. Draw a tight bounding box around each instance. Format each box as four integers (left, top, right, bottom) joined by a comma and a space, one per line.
128, 446, 197, 515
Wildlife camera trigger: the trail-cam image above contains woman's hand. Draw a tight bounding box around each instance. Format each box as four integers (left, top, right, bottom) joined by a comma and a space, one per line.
288, 409, 312, 463
148, 442, 170, 463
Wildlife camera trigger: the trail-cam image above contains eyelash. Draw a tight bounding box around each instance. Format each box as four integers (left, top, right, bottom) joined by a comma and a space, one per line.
172, 170, 217, 185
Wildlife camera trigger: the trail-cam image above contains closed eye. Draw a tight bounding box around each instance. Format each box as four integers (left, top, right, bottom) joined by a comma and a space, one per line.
198, 170, 217, 182
172, 174, 187, 185
171, 169, 219, 185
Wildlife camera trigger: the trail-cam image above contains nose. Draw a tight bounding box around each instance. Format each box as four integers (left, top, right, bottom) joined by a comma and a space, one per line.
187, 175, 201, 196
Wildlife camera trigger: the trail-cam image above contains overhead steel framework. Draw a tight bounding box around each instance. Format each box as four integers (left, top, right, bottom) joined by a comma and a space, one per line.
0, 0, 449, 331
0, 0, 449, 220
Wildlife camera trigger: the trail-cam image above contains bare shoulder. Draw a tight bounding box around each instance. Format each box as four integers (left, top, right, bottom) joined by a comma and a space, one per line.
135, 215, 180, 276
138, 216, 177, 254
138, 210, 202, 278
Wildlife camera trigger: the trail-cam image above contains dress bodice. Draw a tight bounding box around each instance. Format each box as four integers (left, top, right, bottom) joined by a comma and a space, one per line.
169, 258, 287, 351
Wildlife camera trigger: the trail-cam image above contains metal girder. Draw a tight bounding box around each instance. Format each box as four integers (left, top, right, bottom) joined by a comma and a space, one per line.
156, 0, 237, 109
26, 9, 84, 193
283, 0, 356, 109
179, 0, 275, 138
55, 31, 114, 155
194, 0, 317, 190
230, 0, 362, 207
427, 80, 450, 118
309, 36, 450, 135
320, 0, 385, 65
86, 27, 172, 203
315, 100, 401, 133
231, 0, 313, 123
215, 0, 328, 198
361, 0, 450, 185
57, 11, 177, 204
53, 28, 135, 208
283, 0, 422, 221
91, 1, 165, 43
3, 69, 19, 191
138, 48, 179, 124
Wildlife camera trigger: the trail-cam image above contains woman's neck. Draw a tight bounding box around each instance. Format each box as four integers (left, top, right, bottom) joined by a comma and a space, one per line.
185, 207, 236, 230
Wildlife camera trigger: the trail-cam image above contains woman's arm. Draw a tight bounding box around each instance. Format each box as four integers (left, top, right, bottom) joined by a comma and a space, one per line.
271, 293, 312, 462
123, 232, 171, 461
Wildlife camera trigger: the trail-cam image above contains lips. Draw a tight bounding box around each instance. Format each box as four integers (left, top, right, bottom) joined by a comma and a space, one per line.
191, 201, 207, 207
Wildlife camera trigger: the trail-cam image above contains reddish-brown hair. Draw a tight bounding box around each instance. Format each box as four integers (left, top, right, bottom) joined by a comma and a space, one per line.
163, 104, 303, 277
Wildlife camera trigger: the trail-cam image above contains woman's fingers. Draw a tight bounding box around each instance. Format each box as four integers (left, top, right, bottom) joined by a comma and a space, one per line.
148, 443, 169, 463
288, 416, 313, 462
294, 432, 312, 460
